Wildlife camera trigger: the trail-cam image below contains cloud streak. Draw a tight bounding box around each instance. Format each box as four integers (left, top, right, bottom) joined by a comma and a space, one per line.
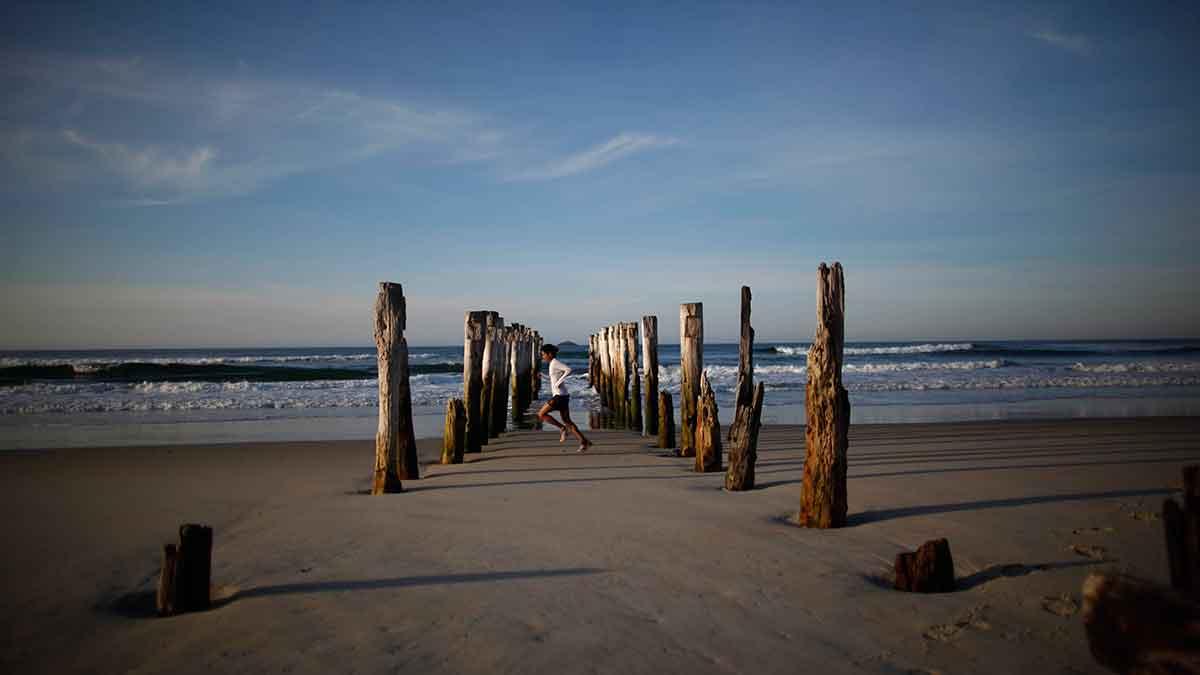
1029, 29, 1092, 55
1, 53, 505, 203
508, 133, 679, 181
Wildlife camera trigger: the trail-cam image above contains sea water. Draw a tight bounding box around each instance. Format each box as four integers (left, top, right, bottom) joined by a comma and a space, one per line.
2, 340, 1198, 448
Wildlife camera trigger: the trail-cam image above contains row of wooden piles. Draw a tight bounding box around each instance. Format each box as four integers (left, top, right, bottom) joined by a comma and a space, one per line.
586, 286, 769, 492
442, 311, 543, 465
585, 264, 847, 521
588, 319, 654, 433
370, 283, 545, 494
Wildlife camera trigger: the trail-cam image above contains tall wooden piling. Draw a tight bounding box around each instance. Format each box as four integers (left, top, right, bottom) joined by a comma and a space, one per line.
531, 331, 542, 398
695, 371, 722, 472
494, 326, 513, 436
510, 325, 522, 422
799, 263, 850, 528
727, 286, 763, 490
463, 310, 488, 454
441, 398, 466, 464
479, 312, 501, 444
730, 286, 755, 440
597, 327, 611, 408
658, 391, 676, 450
678, 303, 704, 458
627, 322, 642, 431
373, 281, 418, 492
641, 315, 659, 436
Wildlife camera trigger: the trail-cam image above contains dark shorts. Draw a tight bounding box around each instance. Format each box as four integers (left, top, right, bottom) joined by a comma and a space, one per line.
547, 395, 570, 413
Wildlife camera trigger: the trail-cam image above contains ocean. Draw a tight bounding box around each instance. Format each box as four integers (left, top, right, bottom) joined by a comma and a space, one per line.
2, 339, 1199, 449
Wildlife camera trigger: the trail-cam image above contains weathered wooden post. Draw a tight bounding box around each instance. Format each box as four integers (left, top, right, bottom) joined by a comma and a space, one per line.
373, 282, 418, 492
175, 523, 212, 612
894, 538, 956, 592
531, 331, 542, 398
799, 263, 850, 528
724, 282, 753, 444
597, 327, 610, 408
463, 310, 488, 454
628, 322, 642, 431
1163, 464, 1200, 598
155, 523, 214, 616
726, 383, 764, 491
510, 325, 523, 423
658, 391, 676, 450
678, 303, 703, 458
441, 398, 466, 464
641, 315, 659, 436
156, 544, 178, 616
490, 325, 511, 438
727, 286, 764, 490
479, 312, 501, 444
694, 371, 722, 472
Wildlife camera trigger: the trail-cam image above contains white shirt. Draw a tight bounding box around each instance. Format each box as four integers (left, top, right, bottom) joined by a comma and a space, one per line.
548, 358, 572, 396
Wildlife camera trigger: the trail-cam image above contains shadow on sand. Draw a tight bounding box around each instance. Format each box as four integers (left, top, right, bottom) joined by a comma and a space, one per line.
861, 559, 1105, 592
106, 567, 605, 619
847, 487, 1176, 525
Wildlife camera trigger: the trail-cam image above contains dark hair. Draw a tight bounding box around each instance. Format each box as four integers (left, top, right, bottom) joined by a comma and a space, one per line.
541, 344, 559, 357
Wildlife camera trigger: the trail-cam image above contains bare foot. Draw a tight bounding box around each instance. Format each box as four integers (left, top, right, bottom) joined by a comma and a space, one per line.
577, 441, 591, 453
560, 429, 567, 443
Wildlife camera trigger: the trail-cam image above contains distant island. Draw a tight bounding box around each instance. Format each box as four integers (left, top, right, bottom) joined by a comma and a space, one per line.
556, 340, 579, 347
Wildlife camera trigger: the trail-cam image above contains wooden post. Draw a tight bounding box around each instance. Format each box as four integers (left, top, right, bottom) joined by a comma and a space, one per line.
441, 398, 466, 464
175, 523, 212, 612
156, 543, 178, 616
598, 327, 611, 409
479, 312, 499, 444
799, 263, 850, 528
893, 538, 956, 593
510, 325, 522, 423
658, 391, 675, 450
463, 310, 488, 454
493, 326, 512, 437
694, 371, 722, 472
679, 303, 703, 458
1164, 464, 1200, 598
628, 322, 642, 431
531, 331, 542, 398
726, 383, 764, 491
729, 286, 754, 442
641, 316, 659, 436
373, 282, 417, 492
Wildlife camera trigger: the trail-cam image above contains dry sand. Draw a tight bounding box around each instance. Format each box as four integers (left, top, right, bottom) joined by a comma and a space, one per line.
2, 417, 1198, 674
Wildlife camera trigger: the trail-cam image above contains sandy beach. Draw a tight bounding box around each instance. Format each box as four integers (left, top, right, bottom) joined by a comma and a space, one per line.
1, 417, 1196, 674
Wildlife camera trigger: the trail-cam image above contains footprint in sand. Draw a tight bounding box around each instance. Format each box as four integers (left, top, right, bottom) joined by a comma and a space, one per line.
1071, 526, 1115, 535
1068, 544, 1108, 560
1041, 593, 1079, 617
923, 604, 990, 642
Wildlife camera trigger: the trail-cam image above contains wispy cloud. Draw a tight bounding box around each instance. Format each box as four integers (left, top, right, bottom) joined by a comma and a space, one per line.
508, 133, 679, 181
1, 53, 505, 204
1029, 29, 1092, 55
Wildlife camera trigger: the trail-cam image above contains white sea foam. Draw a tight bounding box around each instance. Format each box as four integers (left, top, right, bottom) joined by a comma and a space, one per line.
768, 343, 975, 357
1069, 361, 1200, 374
0, 352, 460, 368
845, 360, 1007, 373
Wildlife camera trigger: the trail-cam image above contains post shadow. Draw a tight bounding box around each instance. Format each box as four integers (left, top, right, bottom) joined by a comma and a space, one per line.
107, 567, 605, 618
847, 487, 1176, 526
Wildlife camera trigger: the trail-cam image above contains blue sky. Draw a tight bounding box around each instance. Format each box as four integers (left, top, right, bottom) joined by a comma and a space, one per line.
2, 1, 1197, 348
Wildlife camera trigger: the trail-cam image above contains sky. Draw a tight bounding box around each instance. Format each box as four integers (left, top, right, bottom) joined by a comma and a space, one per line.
2, 1, 1198, 348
